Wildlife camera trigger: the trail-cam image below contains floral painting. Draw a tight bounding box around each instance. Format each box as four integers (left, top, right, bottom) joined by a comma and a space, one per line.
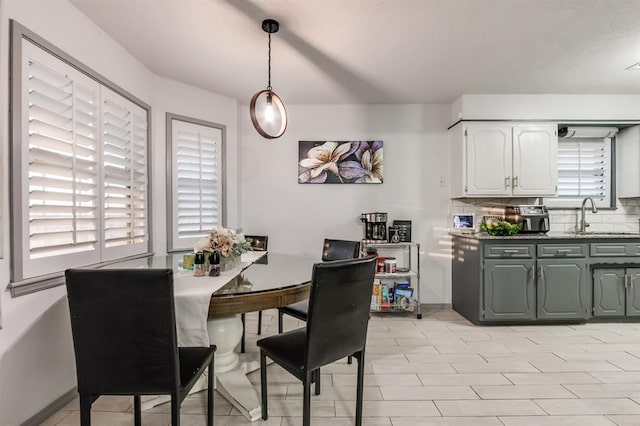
298, 140, 383, 184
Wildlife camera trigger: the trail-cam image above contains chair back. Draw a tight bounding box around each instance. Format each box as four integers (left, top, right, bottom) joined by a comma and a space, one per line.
304, 257, 376, 370
321, 238, 360, 261
246, 235, 268, 251
65, 268, 180, 395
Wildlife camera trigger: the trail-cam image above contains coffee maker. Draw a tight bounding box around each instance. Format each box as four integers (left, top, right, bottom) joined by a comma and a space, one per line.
360, 212, 387, 242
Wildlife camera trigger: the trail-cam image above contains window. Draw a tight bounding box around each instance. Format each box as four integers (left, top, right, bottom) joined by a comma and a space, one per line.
10, 23, 150, 295
166, 114, 225, 252
545, 136, 613, 208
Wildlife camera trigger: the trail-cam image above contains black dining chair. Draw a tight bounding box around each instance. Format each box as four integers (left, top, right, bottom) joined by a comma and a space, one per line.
257, 256, 376, 426
277, 238, 361, 334
65, 268, 216, 426
240, 235, 268, 353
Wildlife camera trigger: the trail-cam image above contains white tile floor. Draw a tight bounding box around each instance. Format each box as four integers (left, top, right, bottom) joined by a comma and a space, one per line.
43, 307, 640, 425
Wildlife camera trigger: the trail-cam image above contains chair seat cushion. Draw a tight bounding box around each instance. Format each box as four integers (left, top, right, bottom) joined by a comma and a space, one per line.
178, 346, 216, 392
278, 300, 308, 320
257, 329, 306, 372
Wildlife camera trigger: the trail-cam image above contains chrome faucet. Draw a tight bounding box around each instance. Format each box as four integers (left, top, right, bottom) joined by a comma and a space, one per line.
579, 197, 597, 233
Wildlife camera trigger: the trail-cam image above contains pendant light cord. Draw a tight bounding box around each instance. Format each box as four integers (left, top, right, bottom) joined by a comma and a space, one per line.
267, 33, 272, 91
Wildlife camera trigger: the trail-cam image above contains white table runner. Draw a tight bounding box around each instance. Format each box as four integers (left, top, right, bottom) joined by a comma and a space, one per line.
173, 251, 267, 347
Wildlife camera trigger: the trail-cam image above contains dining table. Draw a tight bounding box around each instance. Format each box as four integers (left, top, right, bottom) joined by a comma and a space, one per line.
101, 251, 316, 421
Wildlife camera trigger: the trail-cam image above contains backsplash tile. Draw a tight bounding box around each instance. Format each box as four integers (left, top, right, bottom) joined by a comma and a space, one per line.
450, 198, 640, 234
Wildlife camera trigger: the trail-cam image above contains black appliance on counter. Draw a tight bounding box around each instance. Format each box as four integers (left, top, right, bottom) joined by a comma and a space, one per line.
504, 205, 550, 233
360, 212, 387, 241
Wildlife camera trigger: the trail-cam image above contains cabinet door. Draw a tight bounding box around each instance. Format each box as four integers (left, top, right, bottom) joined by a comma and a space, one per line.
465, 125, 512, 196
483, 259, 535, 320
626, 268, 640, 317
593, 269, 625, 317
512, 124, 557, 196
537, 258, 589, 320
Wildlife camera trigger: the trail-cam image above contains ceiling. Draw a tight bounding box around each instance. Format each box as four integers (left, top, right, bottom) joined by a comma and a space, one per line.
69, 0, 640, 105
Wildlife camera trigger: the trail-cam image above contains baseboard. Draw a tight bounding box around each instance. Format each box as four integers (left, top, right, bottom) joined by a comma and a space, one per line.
22, 387, 76, 426
421, 303, 452, 311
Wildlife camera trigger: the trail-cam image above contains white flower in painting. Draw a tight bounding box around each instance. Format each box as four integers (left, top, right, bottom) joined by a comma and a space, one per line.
338, 141, 383, 183
298, 141, 354, 183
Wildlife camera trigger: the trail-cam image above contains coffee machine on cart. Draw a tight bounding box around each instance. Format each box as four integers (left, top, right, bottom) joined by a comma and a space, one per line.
360, 212, 387, 242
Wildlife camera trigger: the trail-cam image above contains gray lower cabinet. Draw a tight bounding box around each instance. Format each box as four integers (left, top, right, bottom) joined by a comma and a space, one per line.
537, 258, 590, 320
452, 235, 640, 324
483, 259, 535, 320
593, 268, 640, 317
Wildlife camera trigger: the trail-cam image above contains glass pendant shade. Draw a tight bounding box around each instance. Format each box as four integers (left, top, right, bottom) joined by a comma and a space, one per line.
250, 89, 287, 139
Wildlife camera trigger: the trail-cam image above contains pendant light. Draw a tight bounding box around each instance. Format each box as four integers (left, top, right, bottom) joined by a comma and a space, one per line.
250, 19, 288, 139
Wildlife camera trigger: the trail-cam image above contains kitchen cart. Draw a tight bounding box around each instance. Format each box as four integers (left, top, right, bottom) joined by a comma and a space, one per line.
362, 241, 422, 319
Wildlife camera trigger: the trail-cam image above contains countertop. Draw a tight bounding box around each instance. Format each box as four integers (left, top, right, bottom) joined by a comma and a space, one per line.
448, 230, 640, 240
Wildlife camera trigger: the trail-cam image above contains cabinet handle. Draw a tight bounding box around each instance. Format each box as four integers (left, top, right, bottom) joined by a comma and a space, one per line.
512, 176, 519, 188
631, 275, 635, 289
538, 265, 543, 280
503, 249, 520, 255
505, 176, 511, 189
556, 249, 571, 255
625, 274, 630, 290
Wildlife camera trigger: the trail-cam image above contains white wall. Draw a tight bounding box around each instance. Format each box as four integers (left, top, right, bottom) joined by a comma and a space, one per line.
239, 104, 453, 305
0, 1, 241, 424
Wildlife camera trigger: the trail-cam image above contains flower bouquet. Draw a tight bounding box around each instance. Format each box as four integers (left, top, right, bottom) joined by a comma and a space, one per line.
194, 228, 253, 271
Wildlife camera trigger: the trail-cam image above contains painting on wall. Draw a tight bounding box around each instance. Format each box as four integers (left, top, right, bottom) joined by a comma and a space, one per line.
298, 140, 383, 184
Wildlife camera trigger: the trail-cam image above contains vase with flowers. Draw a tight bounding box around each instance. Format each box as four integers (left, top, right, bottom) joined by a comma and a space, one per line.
194, 228, 253, 273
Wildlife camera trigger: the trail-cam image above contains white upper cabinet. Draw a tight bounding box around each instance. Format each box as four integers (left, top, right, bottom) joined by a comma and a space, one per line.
512, 124, 558, 196
616, 125, 640, 198
450, 122, 558, 198
465, 125, 513, 196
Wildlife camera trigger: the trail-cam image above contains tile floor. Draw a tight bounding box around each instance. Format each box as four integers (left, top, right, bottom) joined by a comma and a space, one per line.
43, 306, 640, 425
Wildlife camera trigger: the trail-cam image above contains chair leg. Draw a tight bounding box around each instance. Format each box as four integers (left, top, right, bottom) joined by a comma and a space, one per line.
79, 393, 92, 426
261, 351, 268, 420
355, 351, 365, 426
241, 313, 246, 353
133, 395, 141, 426
314, 368, 321, 395
207, 353, 214, 426
171, 394, 180, 426
303, 371, 312, 426
278, 309, 284, 334
257, 310, 263, 335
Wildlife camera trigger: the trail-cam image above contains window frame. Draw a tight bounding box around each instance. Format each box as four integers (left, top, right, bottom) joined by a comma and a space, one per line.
166, 113, 226, 253
9, 20, 153, 296
545, 136, 615, 210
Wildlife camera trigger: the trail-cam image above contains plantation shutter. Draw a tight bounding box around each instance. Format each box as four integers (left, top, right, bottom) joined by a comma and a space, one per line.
556, 138, 610, 203
102, 87, 149, 261
18, 40, 102, 279
168, 117, 223, 251
13, 39, 150, 286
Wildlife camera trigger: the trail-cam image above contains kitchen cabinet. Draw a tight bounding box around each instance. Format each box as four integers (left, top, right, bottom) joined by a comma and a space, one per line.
483, 243, 589, 321
452, 235, 599, 324
483, 258, 536, 320
593, 268, 640, 317
616, 125, 640, 198
450, 122, 558, 198
537, 258, 590, 320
